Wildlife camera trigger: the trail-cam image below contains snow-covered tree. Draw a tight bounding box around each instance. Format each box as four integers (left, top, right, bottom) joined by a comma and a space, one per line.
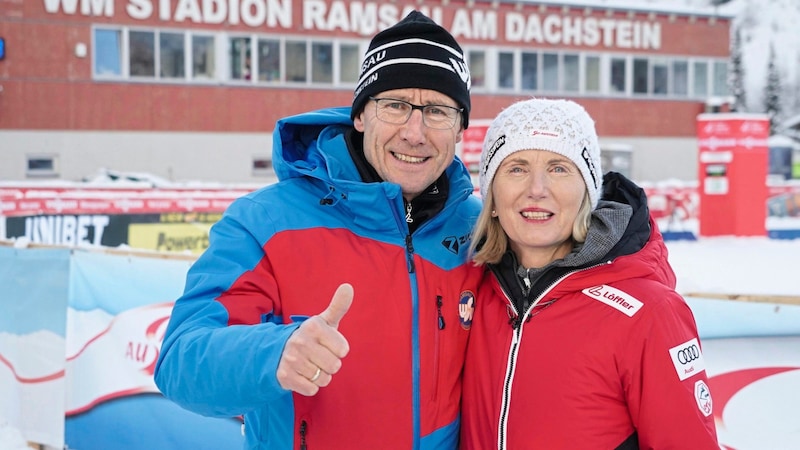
728, 25, 747, 112
762, 43, 783, 135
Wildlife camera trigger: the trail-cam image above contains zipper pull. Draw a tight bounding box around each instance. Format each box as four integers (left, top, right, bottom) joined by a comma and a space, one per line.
300, 420, 308, 450
405, 201, 413, 223
436, 296, 445, 330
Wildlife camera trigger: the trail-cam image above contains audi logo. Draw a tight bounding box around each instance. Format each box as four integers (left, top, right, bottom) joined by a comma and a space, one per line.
677, 345, 700, 364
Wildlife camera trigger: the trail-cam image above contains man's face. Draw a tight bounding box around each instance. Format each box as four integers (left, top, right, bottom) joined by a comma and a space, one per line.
354, 88, 464, 200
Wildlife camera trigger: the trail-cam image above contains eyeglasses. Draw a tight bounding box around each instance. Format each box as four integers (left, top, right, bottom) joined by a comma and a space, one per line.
369, 97, 463, 130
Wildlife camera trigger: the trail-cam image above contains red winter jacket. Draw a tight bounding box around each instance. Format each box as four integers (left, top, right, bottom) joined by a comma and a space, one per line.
461, 174, 719, 450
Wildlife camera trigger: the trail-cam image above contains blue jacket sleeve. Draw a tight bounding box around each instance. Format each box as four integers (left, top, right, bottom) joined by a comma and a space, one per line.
154, 197, 300, 417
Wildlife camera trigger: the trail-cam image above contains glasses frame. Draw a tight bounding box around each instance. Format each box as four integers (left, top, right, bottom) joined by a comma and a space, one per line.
369, 96, 463, 130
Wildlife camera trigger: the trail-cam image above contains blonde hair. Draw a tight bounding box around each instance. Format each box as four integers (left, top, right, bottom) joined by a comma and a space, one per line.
470, 190, 593, 266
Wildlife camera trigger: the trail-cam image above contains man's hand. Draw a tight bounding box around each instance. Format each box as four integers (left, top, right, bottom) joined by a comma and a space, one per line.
276, 283, 353, 396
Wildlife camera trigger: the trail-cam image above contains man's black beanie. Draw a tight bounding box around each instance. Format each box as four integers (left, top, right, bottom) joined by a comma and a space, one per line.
351, 10, 472, 129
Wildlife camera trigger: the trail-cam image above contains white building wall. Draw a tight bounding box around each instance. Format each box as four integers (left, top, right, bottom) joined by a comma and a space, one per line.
0, 131, 276, 185
1, 131, 698, 184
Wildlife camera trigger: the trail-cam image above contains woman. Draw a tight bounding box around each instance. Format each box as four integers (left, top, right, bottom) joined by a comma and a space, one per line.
460, 98, 719, 449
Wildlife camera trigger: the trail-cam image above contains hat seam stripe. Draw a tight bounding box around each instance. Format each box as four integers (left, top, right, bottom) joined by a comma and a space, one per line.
364, 38, 464, 61
356, 58, 457, 86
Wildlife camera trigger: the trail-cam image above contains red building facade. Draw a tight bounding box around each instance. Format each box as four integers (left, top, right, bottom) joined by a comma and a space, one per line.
0, 0, 732, 183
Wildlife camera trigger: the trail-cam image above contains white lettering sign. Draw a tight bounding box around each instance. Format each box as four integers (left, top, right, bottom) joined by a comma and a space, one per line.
40, 0, 662, 49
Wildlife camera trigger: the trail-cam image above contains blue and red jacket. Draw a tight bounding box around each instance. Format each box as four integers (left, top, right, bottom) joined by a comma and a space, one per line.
154, 107, 481, 449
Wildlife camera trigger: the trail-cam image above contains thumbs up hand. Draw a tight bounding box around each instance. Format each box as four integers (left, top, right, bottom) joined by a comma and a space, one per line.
276, 283, 353, 396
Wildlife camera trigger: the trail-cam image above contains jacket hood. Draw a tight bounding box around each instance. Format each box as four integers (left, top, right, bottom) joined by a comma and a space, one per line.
272, 106, 356, 182
270, 106, 477, 230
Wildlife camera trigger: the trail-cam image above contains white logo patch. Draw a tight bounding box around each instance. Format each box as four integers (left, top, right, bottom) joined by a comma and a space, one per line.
669, 337, 707, 381
581, 285, 643, 317
694, 379, 713, 417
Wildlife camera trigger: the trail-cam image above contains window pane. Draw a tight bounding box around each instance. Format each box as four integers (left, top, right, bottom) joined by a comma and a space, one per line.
521, 52, 537, 90
160, 32, 185, 78
672, 60, 688, 95
130, 30, 155, 77
653, 60, 668, 95
585, 56, 600, 92
28, 158, 53, 171
258, 38, 280, 82
192, 35, 215, 79
713, 61, 728, 96
611, 58, 626, 93
312, 42, 332, 83
633, 58, 648, 94
286, 41, 307, 82
542, 53, 558, 91
340, 43, 360, 84
498, 52, 513, 89
693, 61, 708, 97
94, 29, 122, 76
468, 50, 486, 88
563, 54, 579, 92
230, 37, 251, 80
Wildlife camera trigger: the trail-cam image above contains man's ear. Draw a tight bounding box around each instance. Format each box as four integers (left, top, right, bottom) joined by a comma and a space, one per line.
455, 127, 464, 143
353, 110, 366, 132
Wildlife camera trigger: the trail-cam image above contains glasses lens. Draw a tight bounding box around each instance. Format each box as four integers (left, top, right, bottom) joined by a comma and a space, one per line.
423, 106, 458, 129
373, 98, 459, 129
375, 99, 410, 124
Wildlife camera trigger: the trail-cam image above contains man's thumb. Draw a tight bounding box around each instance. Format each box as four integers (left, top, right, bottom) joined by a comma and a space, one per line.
320, 283, 353, 329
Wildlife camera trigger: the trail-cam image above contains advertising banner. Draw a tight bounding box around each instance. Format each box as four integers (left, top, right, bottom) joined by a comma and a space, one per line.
0, 246, 243, 449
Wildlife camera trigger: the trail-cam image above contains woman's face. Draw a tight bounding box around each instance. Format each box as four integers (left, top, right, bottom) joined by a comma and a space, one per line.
491, 149, 587, 268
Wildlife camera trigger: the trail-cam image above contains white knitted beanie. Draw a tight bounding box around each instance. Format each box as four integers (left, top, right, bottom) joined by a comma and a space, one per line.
479, 98, 603, 208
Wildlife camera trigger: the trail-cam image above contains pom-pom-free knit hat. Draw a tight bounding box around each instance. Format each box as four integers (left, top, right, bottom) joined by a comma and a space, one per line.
351, 10, 471, 128
479, 98, 603, 208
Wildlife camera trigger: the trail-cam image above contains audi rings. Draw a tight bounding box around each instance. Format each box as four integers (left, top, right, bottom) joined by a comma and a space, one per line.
677, 345, 700, 364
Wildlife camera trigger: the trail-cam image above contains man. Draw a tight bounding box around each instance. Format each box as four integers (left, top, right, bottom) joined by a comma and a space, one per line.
154, 10, 481, 449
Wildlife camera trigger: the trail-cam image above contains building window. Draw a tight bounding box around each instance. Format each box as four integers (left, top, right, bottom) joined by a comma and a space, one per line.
130, 30, 155, 77
521, 51, 538, 91
311, 42, 333, 83
26, 155, 58, 178
633, 58, 648, 94
252, 157, 273, 176
563, 54, 579, 92
652, 59, 668, 95
192, 34, 216, 80
498, 51, 514, 89
542, 53, 558, 91
672, 60, 688, 96
610, 57, 626, 93
693, 61, 708, 97
94, 29, 122, 76
160, 32, 185, 79
258, 38, 280, 82
340, 43, 360, 84
230, 37, 252, 81
584, 55, 601, 93
713, 61, 728, 96
286, 40, 307, 82
468, 50, 486, 88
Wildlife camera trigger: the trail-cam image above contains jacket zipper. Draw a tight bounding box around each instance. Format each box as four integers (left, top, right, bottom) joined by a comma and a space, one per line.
496, 265, 608, 449
432, 295, 445, 401
299, 420, 308, 450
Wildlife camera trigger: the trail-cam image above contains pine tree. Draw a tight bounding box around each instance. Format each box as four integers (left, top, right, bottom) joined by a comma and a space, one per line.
762, 43, 783, 135
728, 26, 747, 112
